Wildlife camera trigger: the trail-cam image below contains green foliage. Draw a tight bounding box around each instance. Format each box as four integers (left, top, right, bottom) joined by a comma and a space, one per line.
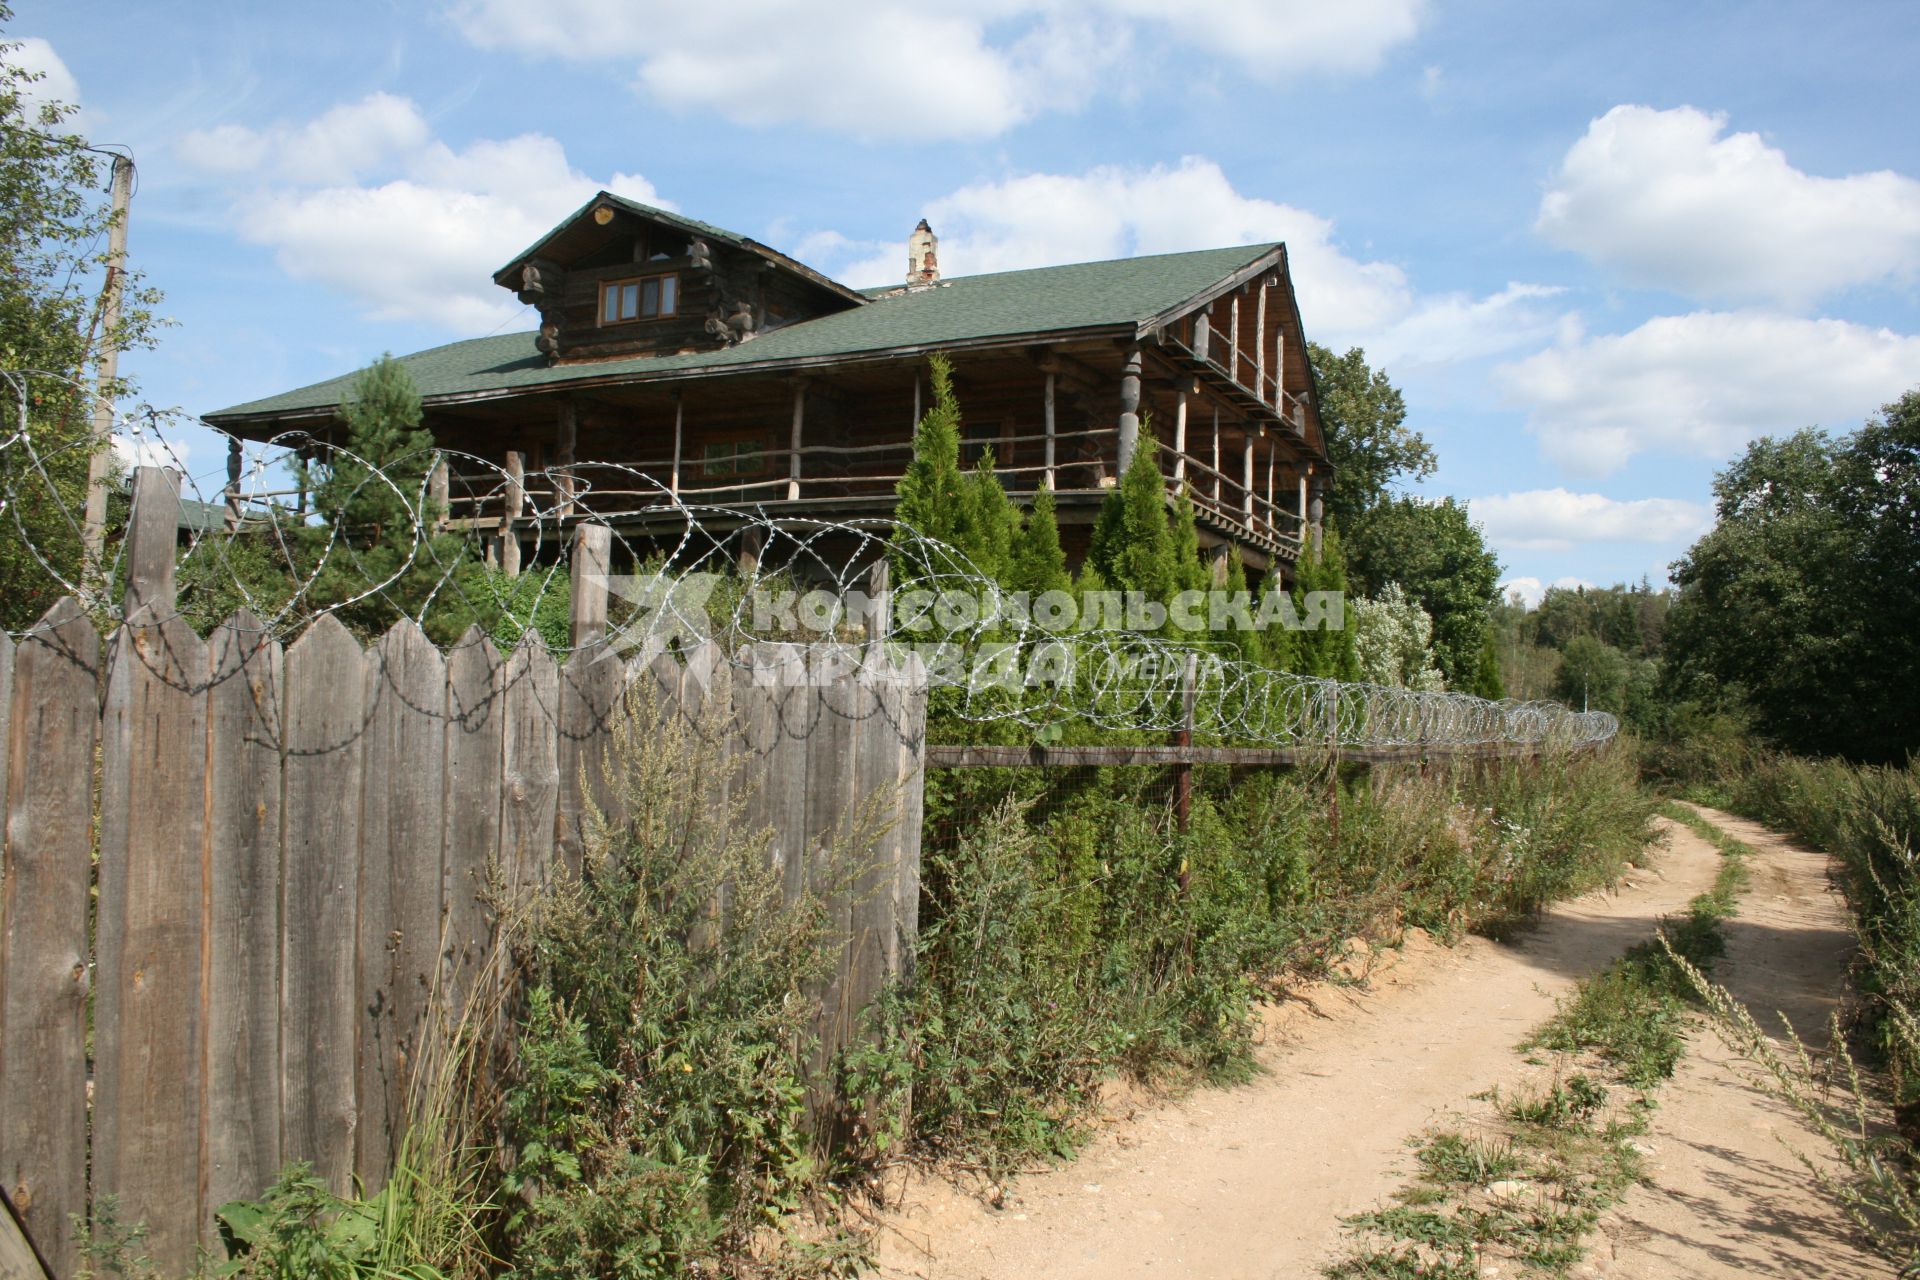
299, 356, 476, 642
1009, 483, 1070, 598
1664, 392, 1920, 762
1468, 627, 1504, 700
501, 683, 865, 1278
1350, 583, 1445, 690
1291, 529, 1359, 680
892, 747, 1654, 1175
1343, 496, 1500, 687
1089, 437, 1178, 606
474, 564, 572, 652
0, 7, 164, 629
891, 354, 968, 569
1307, 343, 1436, 526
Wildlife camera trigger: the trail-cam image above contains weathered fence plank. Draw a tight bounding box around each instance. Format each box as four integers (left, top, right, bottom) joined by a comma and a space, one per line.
499, 642, 559, 899
557, 642, 622, 875
893, 652, 928, 980
95, 611, 209, 1273
356, 621, 448, 1187
281, 614, 367, 1193
805, 648, 859, 1109
445, 628, 504, 1004
205, 612, 285, 1225
0, 600, 98, 1278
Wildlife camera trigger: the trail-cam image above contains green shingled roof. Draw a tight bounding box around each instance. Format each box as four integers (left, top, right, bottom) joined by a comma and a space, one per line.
207, 242, 1278, 422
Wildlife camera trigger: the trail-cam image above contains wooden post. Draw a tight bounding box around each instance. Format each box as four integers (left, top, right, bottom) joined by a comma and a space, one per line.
1173, 377, 1190, 483
1228, 294, 1241, 385
124, 466, 179, 619
224, 437, 243, 532
865, 558, 890, 645
1298, 470, 1309, 535
429, 454, 449, 533
82, 153, 134, 573
1274, 310, 1287, 411
1254, 281, 1269, 400
788, 382, 805, 501
499, 449, 524, 577
737, 525, 763, 577
670, 394, 684, 496
1265, 445, 1276, 534
1173, 653, 1197, 876
569, 523, 612, 649
96, 464, 208, 1269
1242, 429, 1255, 520
1193, 308, 1211, 364
1116, 345, 1142, 475
1211, 406, 1222, 504
554, 398, 578, 515
911, 375, 921, 433
1043, 371, 1056, 489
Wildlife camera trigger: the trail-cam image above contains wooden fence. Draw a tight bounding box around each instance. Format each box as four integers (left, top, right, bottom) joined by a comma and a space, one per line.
0, 469, 927, 1278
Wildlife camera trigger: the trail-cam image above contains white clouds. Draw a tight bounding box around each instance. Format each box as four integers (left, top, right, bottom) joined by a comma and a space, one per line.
177, 95, 667, 330
1538, 105, 1920, 307
821, 158, 1554, 367
448, 0, 1424, 140
1471, 488, 1709, 554
178, 93, 430, 184
1495, 310, 1920, 476
6, 36, 81, 116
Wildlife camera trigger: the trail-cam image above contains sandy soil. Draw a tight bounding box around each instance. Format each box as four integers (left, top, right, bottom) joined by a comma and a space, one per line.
1593, 805, 1883, 1278
868, 810, 1883, 1279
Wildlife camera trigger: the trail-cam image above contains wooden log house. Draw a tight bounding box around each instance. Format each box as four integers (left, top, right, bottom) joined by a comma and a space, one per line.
205, 193, 1334, 584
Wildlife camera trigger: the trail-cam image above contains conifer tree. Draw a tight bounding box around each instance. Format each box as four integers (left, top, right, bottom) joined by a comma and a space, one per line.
303, 355, 473, 639
891, 353, 967, 567
1089, 438, 1177, 608
957, 448, 1018, 585
1010, 483, 1071, 598
1469, 627, 1506, 699
1290, 526, 1359, 680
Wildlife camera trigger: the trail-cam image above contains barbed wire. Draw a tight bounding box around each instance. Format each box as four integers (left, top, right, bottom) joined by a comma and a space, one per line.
0, 371, 1617, 750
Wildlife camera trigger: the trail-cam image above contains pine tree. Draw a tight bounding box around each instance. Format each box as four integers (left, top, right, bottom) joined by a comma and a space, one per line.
890, 353, 967, 567
957, 448, 1018, 586
1010, 483, 1071, 598
1290, 526, 1359, 680
303, 355, 474, 639
1090, 438, 1177, 608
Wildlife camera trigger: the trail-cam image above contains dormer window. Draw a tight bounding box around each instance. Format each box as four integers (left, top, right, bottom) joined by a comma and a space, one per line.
600, 273, 679, 324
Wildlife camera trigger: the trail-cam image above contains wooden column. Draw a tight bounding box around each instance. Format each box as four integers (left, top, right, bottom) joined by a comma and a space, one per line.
670, 393, 684, 496
1116, 346, 1142, 475
1254, 281, 1269, 401
1172, 377, 1191, 483
1228, 294, 1241, 385
1193, 309, 1211, 364
1173, 653, 1197, 876
554, 398, 577, 516
1298, 469, 1309, 532
499, 450, 524, 577
1242, 428, 1255, 520
787, 382, 805, 501
1043, 371, 1057, 489
1265, 444, 1276, 533
1211, 406, 1222, 504
1274, 312, 1287, 411
224, 437, 243, 532
911, 376, 922, 433
428, 454, 449, 533
569, 524, 612, 649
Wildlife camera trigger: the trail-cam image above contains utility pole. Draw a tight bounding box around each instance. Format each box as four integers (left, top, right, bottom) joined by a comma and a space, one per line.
82, 152, 135, 572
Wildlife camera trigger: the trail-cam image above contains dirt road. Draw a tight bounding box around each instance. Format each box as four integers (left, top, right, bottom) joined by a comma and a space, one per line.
872, 811, 1879, 1279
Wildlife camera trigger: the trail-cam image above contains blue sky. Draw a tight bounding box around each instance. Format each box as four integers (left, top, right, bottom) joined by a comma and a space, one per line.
16, 0, 1920, 600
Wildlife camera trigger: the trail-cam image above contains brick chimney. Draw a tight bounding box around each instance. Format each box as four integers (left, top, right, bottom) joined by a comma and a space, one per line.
906, 219, 939, 287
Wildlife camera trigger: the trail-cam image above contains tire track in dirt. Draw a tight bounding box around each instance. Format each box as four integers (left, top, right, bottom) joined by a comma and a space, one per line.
1593, 805, 1881, 1278
873, 819, 1725, 1280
